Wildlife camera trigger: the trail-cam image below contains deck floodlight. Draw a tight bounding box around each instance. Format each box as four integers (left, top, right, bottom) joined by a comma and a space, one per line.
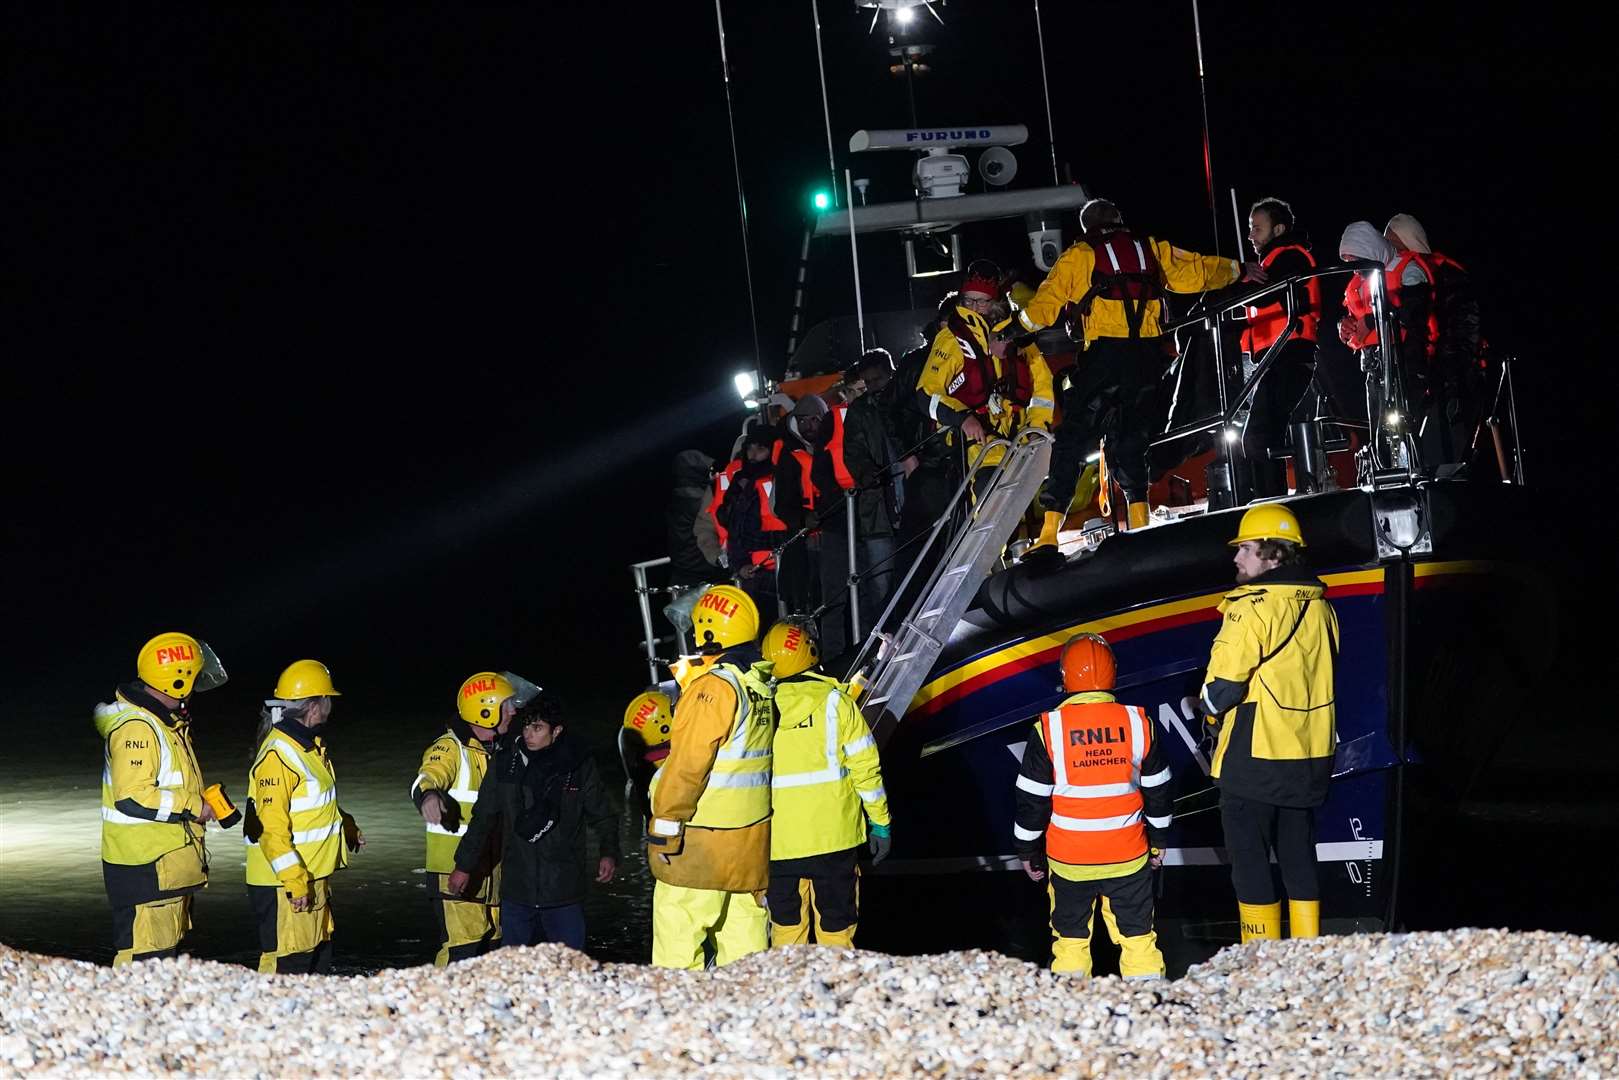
896, 5, 914, 23
734, 371, 759, 403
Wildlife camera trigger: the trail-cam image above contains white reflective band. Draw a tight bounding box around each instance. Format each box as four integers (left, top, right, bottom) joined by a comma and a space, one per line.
1015, 775, 1055, 797
1146, 814, 1173, 829
1029, 397, 1054, 410
1200, 684, 1218, 716
269, 851, 302, 873
102, 806, 166, 826
410, 775, 428, 797
1128, 707, 1145, 769
1045, 711, 1069, 786
1013, 823, 1044, 841
842, 734, 876, 757
289, 788, 336, 813
773, 766, 845, 789
651, 818, 682, 837
292, 821, 342, 845
715, 746, 771, 761
155, 790, 174, 822
1054, 780, 1137, 799
718, 475, 730, 491
928, 393, 943, 420
1132, 240, 1147, 268
1104, 244, 1121, 272
1139, 767, 1172, 788
1050, 810, 1142, 832
447, 788, 479, 803
705, 772, 772, 788
424, 822, 469, 837
1019, 310, 1038, 332
158, 771, 184, 787
857, 786, 887, 804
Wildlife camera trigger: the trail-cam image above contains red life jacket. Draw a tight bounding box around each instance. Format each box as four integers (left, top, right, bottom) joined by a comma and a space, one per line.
788, 447, 817, 511
823, 405, 856, 491
1077, 230, 1163, 339
942, 311, 1034, 416
1342, 252, 1436, 352
1040, 699, 1161, 866
710, 441, 784, 553
1241, 242, 1321, 352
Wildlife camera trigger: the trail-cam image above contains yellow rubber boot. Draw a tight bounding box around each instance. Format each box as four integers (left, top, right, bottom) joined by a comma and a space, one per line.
1035, 510, 1064, 549
1288, 899, 1320, 939
1126, 501, 1150, 530
1072, 464, 1100, 512
1238, 901, 1282, 943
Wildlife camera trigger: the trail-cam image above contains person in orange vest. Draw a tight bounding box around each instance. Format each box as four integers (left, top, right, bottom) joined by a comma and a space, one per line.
1013, 633, 1173, 978
712, 423, 802, 618
1241, 197, 1327, 497
1385, 213, 1487, 470
1021, 199, 1265, 539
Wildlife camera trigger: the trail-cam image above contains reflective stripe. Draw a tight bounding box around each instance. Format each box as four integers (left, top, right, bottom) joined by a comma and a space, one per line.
1057, 780, 1137, 799
1200, 683, 1218, 716
155, 790, 174, 822
717, 747, 771, 760
1146, 814, 1173, 829
706, 772, 772, 789
651, 818, 681, 837
1015, 774, 1055, 797
101, 806, 163, 826
269, 739, 324, 809
718, 474, 730, 491
448, 788, 479, 803
1029, 396, 1054, 410
269, 851, 301, 873
1045, 711, 1067, 785
773, 766, 845, 789
292, 821, 342, 845
842, 734, 876, 757
1128, 706, 1145, 770
1132, 240, 1147, 269
291, 788, 335, 813
1013, 823, 1044, 841
1051, 810, 1142, 832
1139, 767, 1171, 788
1104, 243, 1121, 272
424, 822, 469, 837
1019, 309, 1038, 333
857, 786, 886, 804
928, 393, 944, 420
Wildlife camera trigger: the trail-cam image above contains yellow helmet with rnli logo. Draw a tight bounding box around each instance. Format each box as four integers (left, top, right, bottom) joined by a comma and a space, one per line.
1230, 504, 1307, 548
457, 672, 516, 726
762, 620, 819, 678
137, 632, 227, 700
273, 659, 341, 700
623, 691, 674, 748
691, 584, 760, 652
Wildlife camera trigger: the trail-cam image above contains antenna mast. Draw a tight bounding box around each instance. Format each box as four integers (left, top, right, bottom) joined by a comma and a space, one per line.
1190, 0, 1221, 256
713, 0, 763, 372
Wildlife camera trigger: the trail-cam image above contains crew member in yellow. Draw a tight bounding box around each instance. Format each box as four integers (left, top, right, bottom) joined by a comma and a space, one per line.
762, 621, 891, 949
919, 305, 1056, 472
1020, 198, 1264, 538
619, 690, 674, 828
95, 632, 228, 966
915, 260, 1003, 464
647, 583, 776, 969
412, 671, 520, 966
245, 660, 363, 975
1013, 634, 1173, 978
1198, 505, 1338, 943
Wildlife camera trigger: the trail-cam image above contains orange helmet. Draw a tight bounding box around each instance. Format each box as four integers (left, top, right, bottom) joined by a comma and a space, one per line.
1060, 633, 1116, 692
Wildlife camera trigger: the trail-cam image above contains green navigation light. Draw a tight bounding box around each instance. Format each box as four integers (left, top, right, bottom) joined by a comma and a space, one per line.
812, 191, 831, 212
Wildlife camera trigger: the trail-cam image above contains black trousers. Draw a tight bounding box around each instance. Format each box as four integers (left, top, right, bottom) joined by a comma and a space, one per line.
1219, 793, 1318, 905
1048, 862, 1156, 939
1043, 336, 1173, 508
767, 848, 859, 934
1242, 339, 1318, 498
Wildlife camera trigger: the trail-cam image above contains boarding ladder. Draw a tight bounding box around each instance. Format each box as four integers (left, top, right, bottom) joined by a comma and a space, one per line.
848, 426, 1053, 746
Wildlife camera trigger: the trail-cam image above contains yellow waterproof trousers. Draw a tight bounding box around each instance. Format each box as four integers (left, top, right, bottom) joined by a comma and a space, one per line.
253, 878, 335, 974
652, 881, 768, 970
433, 875, 501, 966
112, 895, 192, 967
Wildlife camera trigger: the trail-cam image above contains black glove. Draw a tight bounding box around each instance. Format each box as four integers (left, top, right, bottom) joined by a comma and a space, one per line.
243, 798, 263, 843
867, 823, 892, 865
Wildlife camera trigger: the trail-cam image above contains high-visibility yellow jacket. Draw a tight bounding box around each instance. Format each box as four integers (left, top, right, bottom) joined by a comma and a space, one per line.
770, 672, 890, 861
918, 328, 1056, 468
1201, 571, 1339, 808
94, 688, 207, 894
1018, 237, 1242, 343
246, 722, 349, 897
648, 653, 775, 893
413, 729, 495, 874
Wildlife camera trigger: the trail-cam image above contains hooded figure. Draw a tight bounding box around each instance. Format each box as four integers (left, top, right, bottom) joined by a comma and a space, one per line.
669, 450, 729, 587
1384, 214, 1431, 254
1338, 221, 1396, 267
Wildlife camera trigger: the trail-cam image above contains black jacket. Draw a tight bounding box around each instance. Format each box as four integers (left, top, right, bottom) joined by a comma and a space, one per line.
667, 450, 729, 586
820, 394, 898, 537
454, 737, 620, 908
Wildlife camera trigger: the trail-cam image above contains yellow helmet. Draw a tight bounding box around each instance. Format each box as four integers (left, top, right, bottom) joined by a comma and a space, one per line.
763, 620, 819, 678
1230, 504, 1307, 548
457, 671, 516, 726
623, 691, 674, 748
137, 632, 212, 699
273, 659, 341, 700
691, 584, 760, 651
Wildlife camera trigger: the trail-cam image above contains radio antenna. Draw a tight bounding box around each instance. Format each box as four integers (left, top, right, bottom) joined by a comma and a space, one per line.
713, 0, 763, 372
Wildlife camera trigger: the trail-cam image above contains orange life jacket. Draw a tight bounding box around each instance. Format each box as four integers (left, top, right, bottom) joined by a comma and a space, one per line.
1241, 242, 1321, 352
823, 404, 856, 491
1343, 252, 1436, 352
711, 443, 789, 568
1041, 700, 1155, 865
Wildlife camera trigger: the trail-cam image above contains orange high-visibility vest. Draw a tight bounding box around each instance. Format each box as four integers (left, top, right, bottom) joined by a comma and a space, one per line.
710, 441, 784, 551
824, 405, 856, 491
1042, 700, 1157, 865
1344, 252, 1436, 351
1242, 242, 1321, 352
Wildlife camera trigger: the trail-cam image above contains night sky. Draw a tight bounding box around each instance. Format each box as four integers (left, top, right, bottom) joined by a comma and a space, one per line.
10, 3, 1607, 726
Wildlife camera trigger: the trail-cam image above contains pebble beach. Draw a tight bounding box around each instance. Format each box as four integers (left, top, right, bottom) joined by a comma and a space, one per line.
2, 929, 1615, 1077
